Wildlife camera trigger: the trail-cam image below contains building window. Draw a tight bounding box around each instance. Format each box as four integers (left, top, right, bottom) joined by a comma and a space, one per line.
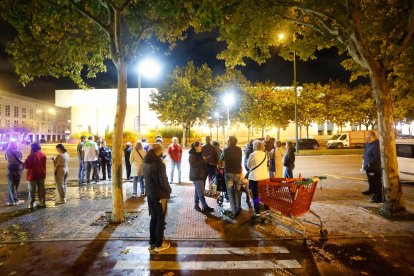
22, 108, 26, 118
6, 120, 10, 129
0, 104, 2, 116
29, 109, 34, 119
14, 120, 18, 127
14, 106, 19, 118
5, 105, 10, 117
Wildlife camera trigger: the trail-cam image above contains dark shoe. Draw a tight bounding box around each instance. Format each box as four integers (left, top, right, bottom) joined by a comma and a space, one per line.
236, 209, 241, 216
228, 213, 236, 219
201, 206, 214, 213
371, 198, 382, 203
100, 178, 106, 181
362, 190, 372, 195
194, 206, 201, 212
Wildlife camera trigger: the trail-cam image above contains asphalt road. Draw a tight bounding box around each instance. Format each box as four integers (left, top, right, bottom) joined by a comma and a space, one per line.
0, 144, 365, 186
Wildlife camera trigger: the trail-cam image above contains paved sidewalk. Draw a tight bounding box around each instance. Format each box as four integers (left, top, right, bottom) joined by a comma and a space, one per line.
0, 177, 413, 243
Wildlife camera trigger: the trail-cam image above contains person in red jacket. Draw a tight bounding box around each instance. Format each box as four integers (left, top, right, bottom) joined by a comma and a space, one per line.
167, 137, 183, 184
24, 143, 47, 209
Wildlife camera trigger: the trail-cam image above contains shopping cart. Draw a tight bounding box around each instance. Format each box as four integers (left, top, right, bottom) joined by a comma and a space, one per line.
215, 167, 227, 206
257, 176, 328, 238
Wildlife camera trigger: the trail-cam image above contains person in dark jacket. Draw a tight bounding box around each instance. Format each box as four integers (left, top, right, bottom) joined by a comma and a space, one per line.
283, 141, 295, 178
99, 141, 112, 180
243, 139, 254, 171
220, 136, 242, 219
202, 136, 219, 194
124, 142, 132, 180
5, 141, 23, 206
190, 141, 215, 213
363, 131, 382, 203
143, 143, 172, 253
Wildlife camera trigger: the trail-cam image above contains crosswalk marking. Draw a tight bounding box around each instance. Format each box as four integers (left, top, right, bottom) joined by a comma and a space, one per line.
114, 260, 302, 270
127, 246, 290, 255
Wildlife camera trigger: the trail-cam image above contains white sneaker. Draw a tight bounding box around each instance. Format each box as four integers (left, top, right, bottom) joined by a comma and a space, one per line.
131, 193, 137, 198
154, 242, 170, 253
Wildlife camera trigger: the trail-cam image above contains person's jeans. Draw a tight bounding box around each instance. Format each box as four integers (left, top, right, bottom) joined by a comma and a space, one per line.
283, 166, 293, 178
101, 161, 112, 180
170, 161, 181, 183
193, 180, 208, 209
148, 197, 166, 247
249, 180, 260, 214
206, 164, 217, 191
133, 176, 145, 195
225, 173, 241, 214
28, 179, 46, 207
78, 159, 86, 183
7, 165, 22, 204
55, 170, 68, 201
86, 161, 99, 183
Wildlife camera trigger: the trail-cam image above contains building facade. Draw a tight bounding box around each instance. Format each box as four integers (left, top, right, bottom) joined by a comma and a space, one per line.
0, 91, 71, 143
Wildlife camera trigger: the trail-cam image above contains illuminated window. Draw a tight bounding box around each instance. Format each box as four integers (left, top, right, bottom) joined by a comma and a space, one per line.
5, 105, 10, 117
29, 109, 34, 119
22, 108, 26, 118
14, 106, 18, 118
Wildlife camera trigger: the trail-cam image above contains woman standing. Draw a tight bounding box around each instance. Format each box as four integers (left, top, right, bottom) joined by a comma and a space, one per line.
189, 141, 214, 213
53, 144, 69, 204
130, 141, 146, 197
5, 141, 23, 206
269, 141, 284, 178
247, 140, 268, 217
283, 141, 296, 178
24, 143, 47, 209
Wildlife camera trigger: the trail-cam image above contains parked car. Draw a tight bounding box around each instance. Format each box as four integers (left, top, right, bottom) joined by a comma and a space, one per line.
295, 139, 320, 150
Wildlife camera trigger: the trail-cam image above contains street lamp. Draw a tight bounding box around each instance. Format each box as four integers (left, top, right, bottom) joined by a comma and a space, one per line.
214, 112, 220, 142
279, 32, 299, 154
223, 93, 234, 141
137, 58, 161, 139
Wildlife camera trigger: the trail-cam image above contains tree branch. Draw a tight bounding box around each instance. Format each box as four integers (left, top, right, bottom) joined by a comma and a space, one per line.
384, 5, 414, 66
68, 0, 109, 35
296, 5, 347, 31
126, 25, 156, 64
119, 0, 132, 11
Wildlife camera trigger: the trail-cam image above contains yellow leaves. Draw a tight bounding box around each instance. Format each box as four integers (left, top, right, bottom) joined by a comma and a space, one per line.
121, 248, 129, 254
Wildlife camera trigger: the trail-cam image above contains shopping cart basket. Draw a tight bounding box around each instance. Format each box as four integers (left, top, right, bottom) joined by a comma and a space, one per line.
215, 167, 227, 206
257, 176, 328, 238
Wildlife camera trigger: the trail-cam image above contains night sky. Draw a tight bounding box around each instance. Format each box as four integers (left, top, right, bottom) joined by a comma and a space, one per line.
0, 20, 351, 103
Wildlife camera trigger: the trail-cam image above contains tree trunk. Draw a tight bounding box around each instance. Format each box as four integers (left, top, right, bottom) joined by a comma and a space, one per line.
111, 57, 127, 223
182, 125, 187, 148
370, 66, 405, 216
306, 126, 309, 139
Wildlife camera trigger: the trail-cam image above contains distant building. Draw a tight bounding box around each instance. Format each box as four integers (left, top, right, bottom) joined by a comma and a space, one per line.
0, 91, 71, 143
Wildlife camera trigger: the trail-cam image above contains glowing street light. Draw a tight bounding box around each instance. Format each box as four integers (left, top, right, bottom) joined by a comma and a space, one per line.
137, 58, 161, 139
223, 93, 234, 141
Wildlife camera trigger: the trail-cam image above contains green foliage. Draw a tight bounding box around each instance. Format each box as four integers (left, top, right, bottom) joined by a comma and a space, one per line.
146, 126, 198, 139
104, 130, 138, 144
71, 131, 94, 139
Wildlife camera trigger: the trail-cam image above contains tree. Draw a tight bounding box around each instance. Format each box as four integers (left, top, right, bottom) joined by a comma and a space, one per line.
349, 85, 377, 130
1, 0, 194, 222
299, 83, 325, 138
149, 62, 215, 147
205, 0, 414, 216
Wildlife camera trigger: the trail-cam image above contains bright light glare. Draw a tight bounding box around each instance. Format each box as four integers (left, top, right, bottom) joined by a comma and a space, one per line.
278, 33, 285, 40
138, 59, 161, 78
214, 112, 219, 118
48, 108, 55, 114
224, 94, 234, 106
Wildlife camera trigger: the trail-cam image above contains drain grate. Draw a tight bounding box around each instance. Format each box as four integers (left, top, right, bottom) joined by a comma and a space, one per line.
91, 211, 140, 226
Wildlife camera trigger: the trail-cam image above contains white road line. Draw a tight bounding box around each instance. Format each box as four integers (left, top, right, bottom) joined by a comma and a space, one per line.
114, 260, 302, 270
127, 246, 290, 255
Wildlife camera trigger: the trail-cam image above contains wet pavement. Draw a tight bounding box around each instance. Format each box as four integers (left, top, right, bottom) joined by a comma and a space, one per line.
0, 153, 413, 275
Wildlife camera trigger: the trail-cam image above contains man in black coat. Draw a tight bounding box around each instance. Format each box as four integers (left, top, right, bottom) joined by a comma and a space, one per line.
124, 142, 132, 180
363, 131, 382, 203
143, 143, 172, 253
202, 136, 218, 194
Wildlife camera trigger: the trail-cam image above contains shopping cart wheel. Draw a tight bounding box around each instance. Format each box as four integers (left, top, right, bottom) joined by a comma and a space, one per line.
320, 229, 328, 238
217, 195, 223, 206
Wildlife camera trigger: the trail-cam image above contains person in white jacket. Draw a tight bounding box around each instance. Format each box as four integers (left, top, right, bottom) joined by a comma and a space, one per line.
130, 141, 147, 197
247, 140, 268, 217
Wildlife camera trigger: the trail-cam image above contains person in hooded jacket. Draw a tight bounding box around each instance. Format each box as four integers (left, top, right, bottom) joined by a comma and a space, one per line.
143, 143, 172, 253
189, 141, 215, 213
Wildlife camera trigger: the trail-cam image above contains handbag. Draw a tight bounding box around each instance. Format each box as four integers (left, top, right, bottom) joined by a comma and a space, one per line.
245, 154, 267, 179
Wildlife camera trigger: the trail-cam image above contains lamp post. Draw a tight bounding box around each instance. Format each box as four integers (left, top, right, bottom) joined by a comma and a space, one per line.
137, 58, 161, 140
223, 94, 234, 141
279, 33, 299, 154
214, 112, 220, 141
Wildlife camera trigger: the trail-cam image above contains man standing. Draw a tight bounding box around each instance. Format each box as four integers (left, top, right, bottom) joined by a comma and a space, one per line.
124, 142, 133, 180
202, 136, 218, 193
167, 137, 183, 184
283, 141, 295, 178
220, 136, 242, 219
99, 141, 112, 181
24, 143, 47, 209
143, 143, 172, 253
83, 136, 99, 184
363, 131, 382, 203
77, 135, 86, 184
